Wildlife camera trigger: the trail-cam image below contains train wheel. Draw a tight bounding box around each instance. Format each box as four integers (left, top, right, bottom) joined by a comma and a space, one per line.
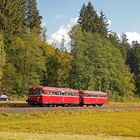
98, 104, 103, 107
61, 104, 65, 107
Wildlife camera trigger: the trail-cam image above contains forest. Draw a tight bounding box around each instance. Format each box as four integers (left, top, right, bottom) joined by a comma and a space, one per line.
0, 0, 140, 101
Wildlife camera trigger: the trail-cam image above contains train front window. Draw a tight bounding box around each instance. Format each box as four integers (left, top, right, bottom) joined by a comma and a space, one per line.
35, 89, 44, 95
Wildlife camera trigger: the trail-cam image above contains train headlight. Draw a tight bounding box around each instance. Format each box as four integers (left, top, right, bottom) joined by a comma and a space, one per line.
37, 96, 40, 101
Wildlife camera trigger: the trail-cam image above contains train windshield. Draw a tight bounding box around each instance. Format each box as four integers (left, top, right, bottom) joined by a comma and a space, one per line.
35, 89, 44, 95
29, 89, 44, 95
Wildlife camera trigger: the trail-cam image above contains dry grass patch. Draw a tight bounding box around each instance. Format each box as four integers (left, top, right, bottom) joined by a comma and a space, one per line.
0, 132, 140, 140
0, 110, 140, 137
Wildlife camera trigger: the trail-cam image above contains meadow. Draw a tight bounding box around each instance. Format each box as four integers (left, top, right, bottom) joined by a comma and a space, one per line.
0, 109, 140, 140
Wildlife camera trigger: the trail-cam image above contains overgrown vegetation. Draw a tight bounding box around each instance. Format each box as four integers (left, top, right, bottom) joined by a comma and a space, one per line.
0, 1, 139, 101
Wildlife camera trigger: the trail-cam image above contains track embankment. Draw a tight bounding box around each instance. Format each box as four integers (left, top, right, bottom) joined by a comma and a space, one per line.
0, 101, 140, 113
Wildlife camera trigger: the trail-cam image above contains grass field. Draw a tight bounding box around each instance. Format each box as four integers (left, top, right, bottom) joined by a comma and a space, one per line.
0, 132, 140, 140
0, 110, 140, 140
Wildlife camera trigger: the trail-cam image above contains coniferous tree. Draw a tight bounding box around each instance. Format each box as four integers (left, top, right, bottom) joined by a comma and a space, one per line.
97, 11, 109, 37
128, 41, 140, 95
120, 34, 131, 61
78, 1, 98, 33
108, 32, 121, 48
78, 2, 109, 37
25, 0, 42, 34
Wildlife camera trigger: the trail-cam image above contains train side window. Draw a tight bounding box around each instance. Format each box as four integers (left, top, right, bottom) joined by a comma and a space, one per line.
99, 95, 107, 98
72, 92, 75, 96
98, 95, 101, 97
93, 94, 98, 97
65, 92, 68, 96
55, 91, 58, 95
60, 92, 64, 96
49, 91, 55, 95
87, 94, 91, 97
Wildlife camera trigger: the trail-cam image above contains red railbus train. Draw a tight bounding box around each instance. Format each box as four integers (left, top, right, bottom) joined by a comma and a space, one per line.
26, 86, 109, 106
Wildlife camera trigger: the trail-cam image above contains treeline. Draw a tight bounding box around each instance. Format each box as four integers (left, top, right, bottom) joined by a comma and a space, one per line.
0, 1, 139, 101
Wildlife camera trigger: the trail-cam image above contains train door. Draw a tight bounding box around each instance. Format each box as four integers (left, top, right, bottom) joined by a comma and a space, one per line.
79, 91, 84, 105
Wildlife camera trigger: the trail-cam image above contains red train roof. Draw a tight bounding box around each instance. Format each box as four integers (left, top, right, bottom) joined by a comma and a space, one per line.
79, 90, 107, 95
32, 86, 79, 92
30, 86, 107, 95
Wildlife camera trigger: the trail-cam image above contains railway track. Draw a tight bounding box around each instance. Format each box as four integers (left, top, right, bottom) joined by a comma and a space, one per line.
0, 106, 140, 113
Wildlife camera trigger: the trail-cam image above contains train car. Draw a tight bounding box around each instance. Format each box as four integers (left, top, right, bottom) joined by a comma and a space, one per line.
79, 90, 109, 106
26, 86, 80, 106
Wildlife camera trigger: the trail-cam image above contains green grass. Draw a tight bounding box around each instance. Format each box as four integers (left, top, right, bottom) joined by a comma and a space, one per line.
0, 110, 140, 138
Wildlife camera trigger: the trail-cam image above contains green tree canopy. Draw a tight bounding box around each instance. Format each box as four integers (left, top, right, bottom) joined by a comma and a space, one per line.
0, 0, 26, 39
1, 32, 46, 95
0, 34, 5, 89
70, 25, 135, 100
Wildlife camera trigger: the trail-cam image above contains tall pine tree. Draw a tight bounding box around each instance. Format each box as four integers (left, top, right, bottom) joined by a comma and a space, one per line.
78, 2, 109, 37
97, 11, 109, 37
120, 34, 131, 61
25, 0, 42, 34
78, 1, 98, 33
